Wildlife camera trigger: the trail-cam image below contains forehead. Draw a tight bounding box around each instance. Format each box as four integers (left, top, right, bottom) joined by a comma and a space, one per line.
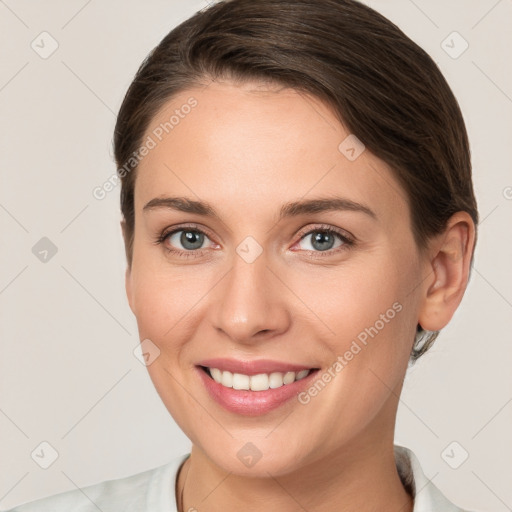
134, 80, 408, 224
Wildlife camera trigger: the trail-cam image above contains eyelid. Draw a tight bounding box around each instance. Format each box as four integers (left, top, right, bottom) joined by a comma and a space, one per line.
295, 223, 355, 244
157, 223, 215, 243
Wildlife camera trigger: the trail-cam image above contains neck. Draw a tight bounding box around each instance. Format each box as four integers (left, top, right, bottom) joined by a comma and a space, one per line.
177, 428, 413, 512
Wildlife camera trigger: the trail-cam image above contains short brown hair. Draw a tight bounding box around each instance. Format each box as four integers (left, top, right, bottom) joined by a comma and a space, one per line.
113, 0, 478, 361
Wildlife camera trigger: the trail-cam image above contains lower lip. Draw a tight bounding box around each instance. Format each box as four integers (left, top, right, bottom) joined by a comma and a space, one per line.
196, 367, 319, 416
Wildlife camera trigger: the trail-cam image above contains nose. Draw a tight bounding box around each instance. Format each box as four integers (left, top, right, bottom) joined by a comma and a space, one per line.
210, 246, 291, 345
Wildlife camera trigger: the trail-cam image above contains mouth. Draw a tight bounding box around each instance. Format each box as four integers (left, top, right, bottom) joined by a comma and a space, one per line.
195, 361, 321, 416
199, 365, 315, 391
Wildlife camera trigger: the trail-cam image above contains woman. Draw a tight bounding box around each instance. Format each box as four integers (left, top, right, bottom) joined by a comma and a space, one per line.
7, 0, 479, 510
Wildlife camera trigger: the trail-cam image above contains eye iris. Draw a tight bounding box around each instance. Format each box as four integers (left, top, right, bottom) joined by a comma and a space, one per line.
181, 231, 204, 250
312, 231, 335, 251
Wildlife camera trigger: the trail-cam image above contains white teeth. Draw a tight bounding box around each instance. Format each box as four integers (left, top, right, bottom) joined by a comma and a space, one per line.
207, 367, 312, 391
221, 370, 233, 388
250, 373, 269, 391
232, 373, 250, 390
296, 369, 309, 380
210, 368, 222, 382
283, 371, 295, 385
269, 372, 284, 388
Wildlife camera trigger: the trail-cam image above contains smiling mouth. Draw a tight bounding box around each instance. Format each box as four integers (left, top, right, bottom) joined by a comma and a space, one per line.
199, 365, 319, 392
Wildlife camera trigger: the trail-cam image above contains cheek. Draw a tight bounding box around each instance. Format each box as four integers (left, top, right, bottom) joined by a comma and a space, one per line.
289, 255, 410, 344
130, 267, 209, 343
293, 255, 416, 398
129, 266, 212, 433
289, 268, 415, 451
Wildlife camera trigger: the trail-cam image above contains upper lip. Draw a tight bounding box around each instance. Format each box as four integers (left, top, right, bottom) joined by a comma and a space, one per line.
197, 358, 316, 376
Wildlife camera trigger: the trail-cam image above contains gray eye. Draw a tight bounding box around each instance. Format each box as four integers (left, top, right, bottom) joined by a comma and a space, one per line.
299, 231, 344, 252
169, 230, 206, 250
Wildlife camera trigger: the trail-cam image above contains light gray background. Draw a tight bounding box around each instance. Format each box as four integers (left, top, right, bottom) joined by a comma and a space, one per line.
0, 0, 511, 510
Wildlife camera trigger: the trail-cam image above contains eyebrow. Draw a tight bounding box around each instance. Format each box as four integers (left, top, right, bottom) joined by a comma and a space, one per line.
142, 196, 377, 220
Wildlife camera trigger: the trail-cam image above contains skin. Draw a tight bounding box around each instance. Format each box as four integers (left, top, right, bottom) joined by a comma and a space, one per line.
122, 79, 475, 512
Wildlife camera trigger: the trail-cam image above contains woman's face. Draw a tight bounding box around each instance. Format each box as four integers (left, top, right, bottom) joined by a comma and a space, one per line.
125, 80, 428, 476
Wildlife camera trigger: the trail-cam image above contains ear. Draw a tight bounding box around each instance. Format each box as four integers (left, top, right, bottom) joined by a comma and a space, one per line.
120, 219, 135, 314
418, 211, 476, 332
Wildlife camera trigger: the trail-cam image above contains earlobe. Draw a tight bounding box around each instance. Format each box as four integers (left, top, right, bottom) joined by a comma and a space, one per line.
418, 212, 475, 332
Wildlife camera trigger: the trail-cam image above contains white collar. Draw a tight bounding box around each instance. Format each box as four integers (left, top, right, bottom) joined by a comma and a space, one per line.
394, 445, 470, 511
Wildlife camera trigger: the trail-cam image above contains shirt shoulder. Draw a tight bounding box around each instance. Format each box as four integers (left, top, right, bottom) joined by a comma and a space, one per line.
5, 454, 190, 512
394, 444, 478, 512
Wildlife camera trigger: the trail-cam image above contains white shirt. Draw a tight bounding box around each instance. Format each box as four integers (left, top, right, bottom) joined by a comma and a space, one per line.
5, 445, 473, 511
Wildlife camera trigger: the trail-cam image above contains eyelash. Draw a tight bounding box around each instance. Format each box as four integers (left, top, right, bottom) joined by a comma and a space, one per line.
153, 223, 355, 259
